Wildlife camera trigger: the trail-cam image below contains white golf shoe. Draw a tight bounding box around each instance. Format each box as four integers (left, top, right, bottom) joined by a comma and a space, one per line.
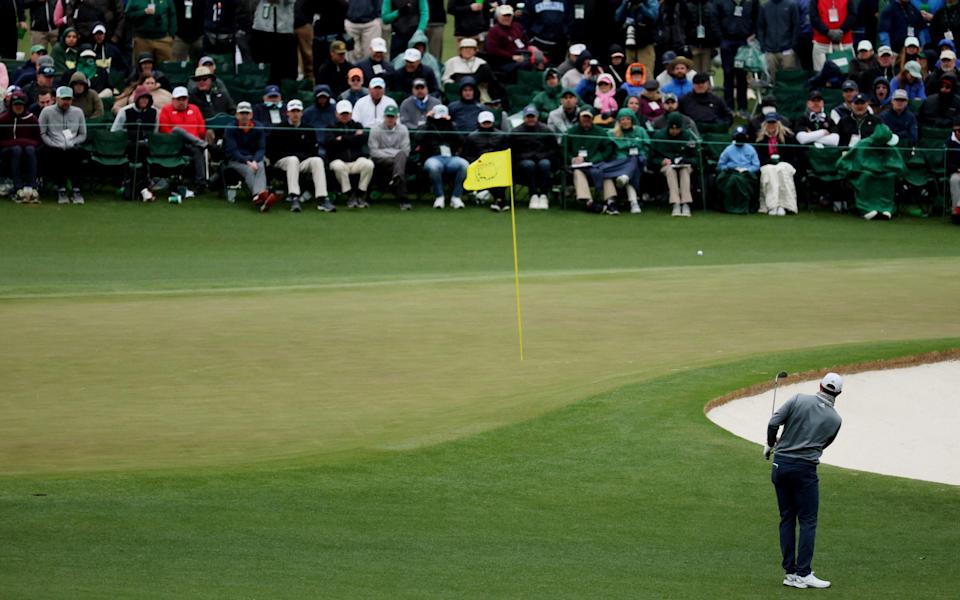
796, 572, 831, 588
629, 200, 641, 214
783, 574, 807, 589
671, 204, 682, 217
451, 196, 465, 209
863, 210, 878, 220
539, 194, 549, 210
528, 194, 541, 209
433, 196, 445, 209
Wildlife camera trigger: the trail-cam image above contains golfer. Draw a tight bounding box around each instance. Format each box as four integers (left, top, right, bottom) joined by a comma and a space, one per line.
764, 372, 843, 590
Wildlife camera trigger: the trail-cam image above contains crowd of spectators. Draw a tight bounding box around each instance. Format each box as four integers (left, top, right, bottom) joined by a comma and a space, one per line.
2, 0, 960, 220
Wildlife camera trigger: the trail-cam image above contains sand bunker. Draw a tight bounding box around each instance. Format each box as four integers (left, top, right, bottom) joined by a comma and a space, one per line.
707, 361, 960, 486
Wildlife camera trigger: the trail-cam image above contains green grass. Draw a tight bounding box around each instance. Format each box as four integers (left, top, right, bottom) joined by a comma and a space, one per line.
1, 199, 959, 596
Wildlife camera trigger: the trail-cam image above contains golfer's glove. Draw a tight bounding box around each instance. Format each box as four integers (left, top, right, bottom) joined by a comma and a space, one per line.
763, 445, 773, 460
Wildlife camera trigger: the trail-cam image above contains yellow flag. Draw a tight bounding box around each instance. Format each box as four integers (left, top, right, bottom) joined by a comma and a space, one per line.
463, 148, 513, 191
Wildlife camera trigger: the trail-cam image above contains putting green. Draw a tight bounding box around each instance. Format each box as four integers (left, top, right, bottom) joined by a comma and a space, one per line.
5, 256, 960, 474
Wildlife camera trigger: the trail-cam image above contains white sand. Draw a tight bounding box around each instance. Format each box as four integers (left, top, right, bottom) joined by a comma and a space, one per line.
707, 362, 960, 486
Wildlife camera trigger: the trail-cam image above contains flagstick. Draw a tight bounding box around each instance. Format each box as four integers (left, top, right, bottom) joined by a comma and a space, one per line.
508, 183, 524, 361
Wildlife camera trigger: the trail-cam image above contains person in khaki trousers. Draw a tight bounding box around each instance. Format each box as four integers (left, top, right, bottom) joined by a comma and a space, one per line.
125, 0, 177, 63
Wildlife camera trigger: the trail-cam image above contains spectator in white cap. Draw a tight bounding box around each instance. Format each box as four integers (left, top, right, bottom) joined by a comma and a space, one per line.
39, 86, 87, 204
395, 47, 440, 95
159, 85, 209, 190
369, 104, 412, 209
356, 37, 397, 86
881, 88, 918, 145
91, 23, 126, 75
925, 49, 958, 95
849, 40, 879, 91
399, 76, 441, 128
878, 0, 927, 55
443, 37, 488, 84
864, 45, 899, 85
344, 0, 384, 64
224, 101, 279, 212
267, 98, 332, 213
325, 99, 375, 208
890, 59, 927, 100
898, 36, 922, 71
352, 76, 398, 127
557, 43, 587, 77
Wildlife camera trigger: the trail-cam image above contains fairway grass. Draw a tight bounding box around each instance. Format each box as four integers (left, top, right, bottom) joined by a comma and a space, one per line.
1, 201, 959, 596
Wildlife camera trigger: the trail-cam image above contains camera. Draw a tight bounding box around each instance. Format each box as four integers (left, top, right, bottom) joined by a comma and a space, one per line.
588, 59, 600, 75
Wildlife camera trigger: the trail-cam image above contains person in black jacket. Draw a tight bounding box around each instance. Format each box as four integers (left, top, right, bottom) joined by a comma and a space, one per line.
683, 0, 718, 76
188, 66, 235, 118
1, 0, 27, 59
417, 104, 469, 209
315, 40, 355, 98
712, 0, 759, 115
678, 73, 732, 126
267, 99, 330, 212
512, 105, 558, 210
27, 0, 59, 49
836, 93, 882, 146
462, 109, 508, 210
919, 72, 960, 129
448, 0, 492, 42
947, 117, 960, 215
326, 99, 375, 208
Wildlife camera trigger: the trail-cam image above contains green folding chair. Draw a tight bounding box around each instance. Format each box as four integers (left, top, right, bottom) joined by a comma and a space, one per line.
146, 133, 190, 178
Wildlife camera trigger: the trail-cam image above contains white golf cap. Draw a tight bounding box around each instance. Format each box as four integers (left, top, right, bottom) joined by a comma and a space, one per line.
942, 49, 957, 61
431, 104, 449, 117
820, 372, 843, 395
905, 36, 920, 48
370, 37, 387, 53
172, 86, 189, 98
404, 48, 422, 62
459, 38, 478, 49
336, 99, 353, 114
286, 99, 303, 111
878, 45, 894, 56
496, 4, 513, 16
236, 101, 252, 113
857, 40, 873, 52
569, 43, 586, 56
369, 77, 385, 88
905, 60, 922, 78
478, 110, 494, 123
92, 23, 106, 34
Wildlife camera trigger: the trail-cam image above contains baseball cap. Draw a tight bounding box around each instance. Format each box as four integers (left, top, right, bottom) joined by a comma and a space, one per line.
348, 67, 363, 81
643, 79, 660, 91
286, 99, 303, 111
522, 105, 538, 117
370, 37, 387, 53
905, 60, 922, 78
404, 48, 422, 62
692, 72, 710, 84
330, 40, 347, 54
38, 55, 54, 67
560, 88, 577, 97
432, 104, 449, 117
569, 43, 586, 56
478, 110, 494, 123
91, 23, 106, 34
578, 108, 594, 117
892, 88, 909, 100
236, 101, 253, 113
459, 38, 478, 49
30, 44, 46, 54
808, 89, 824, 100
412, 78, 427, 88
336, 99, 353, 114
820, 372, 843, 395
80, 49, 96, 58
56, 86, 73, 99
857, 40, 873, 52
905, 36, 921, 48
137, 53, 154, 64
39, 65, 56, 77
763, 112, 780, 123
384, 104, 399, 117
496, 4, 513, 15
852, 92, 868, 104
172, 86, 189, 98
663, 92, 678, 102
11, 94, 26, 105
199, 55, 215, 66
314, 85, 331, 97
878, 45, 894, 57
841, 80, 858, 91
264, 84, 281, 97
661, 50, 677, 65
369, 77, 385, 89
942, 49, 957, 61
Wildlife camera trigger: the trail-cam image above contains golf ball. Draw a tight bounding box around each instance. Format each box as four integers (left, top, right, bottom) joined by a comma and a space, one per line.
697, 250, 704, 256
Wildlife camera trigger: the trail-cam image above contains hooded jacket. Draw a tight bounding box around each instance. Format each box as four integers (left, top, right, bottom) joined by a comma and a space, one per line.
531, 69, 564, 120
449, 76, 483, 131
608, 108, 650, 158
303, 88, 337, 131
0, 94, 42, 148
918, 73, 960, 127
111, 85, 159, 142
392, 30, 443, 75
68, 72, 104, 120
650, 112, 699, 165
51, 28, 80, 73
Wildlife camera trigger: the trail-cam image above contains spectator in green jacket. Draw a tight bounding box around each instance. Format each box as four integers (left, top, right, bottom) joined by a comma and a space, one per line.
565, 108, 616, 212
608, 108, 650, 213
51, 27, 81, 73
382, 0, 429, 59
531, 68, 564, 121
126, 0, 178, 62
651, 112, 700, 216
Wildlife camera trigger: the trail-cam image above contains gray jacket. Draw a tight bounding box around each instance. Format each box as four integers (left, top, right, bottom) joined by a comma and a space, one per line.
768, 392, 842, 464
399, 94, 441, 129
39, 104, 88, 149
369, 121, 411, 158
757, 0, 799, 53
252, 0, 295, 34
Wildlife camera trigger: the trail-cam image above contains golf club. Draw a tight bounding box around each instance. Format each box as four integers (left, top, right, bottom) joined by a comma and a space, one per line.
770, 370, 789, 415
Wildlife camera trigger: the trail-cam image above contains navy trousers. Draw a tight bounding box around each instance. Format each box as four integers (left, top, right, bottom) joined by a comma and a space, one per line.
771, 456, 820, 577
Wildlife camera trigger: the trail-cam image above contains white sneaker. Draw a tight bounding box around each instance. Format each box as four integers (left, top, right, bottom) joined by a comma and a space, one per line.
768, 208, 778, 216
451, 196, 465, 209
783, 574, 808, 589
681, 203, 691, 217
796, 573, 830, 589
881, 211, 892, 219
433, 196, 445, 209
629, 201, 642, 214
671, 204, 682, 217
863, 210, 878, 220
529, 194, 540, 210
539, 195, 549, 210
777, 207, 786, 216
476, 190, 492, 202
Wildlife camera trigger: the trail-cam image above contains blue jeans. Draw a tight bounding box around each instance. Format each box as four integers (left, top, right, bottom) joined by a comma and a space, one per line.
517, 158, 552, 194
772, 456, 820, 577
2, 145, 38, 189
424, 155, 468, 198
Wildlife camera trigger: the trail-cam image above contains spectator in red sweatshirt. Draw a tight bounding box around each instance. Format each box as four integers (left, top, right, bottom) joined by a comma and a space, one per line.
485, 4, 529, 77
159, 86, 209, 190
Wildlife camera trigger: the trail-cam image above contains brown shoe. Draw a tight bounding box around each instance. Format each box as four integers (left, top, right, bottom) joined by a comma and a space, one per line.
259, 192, 279, 212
